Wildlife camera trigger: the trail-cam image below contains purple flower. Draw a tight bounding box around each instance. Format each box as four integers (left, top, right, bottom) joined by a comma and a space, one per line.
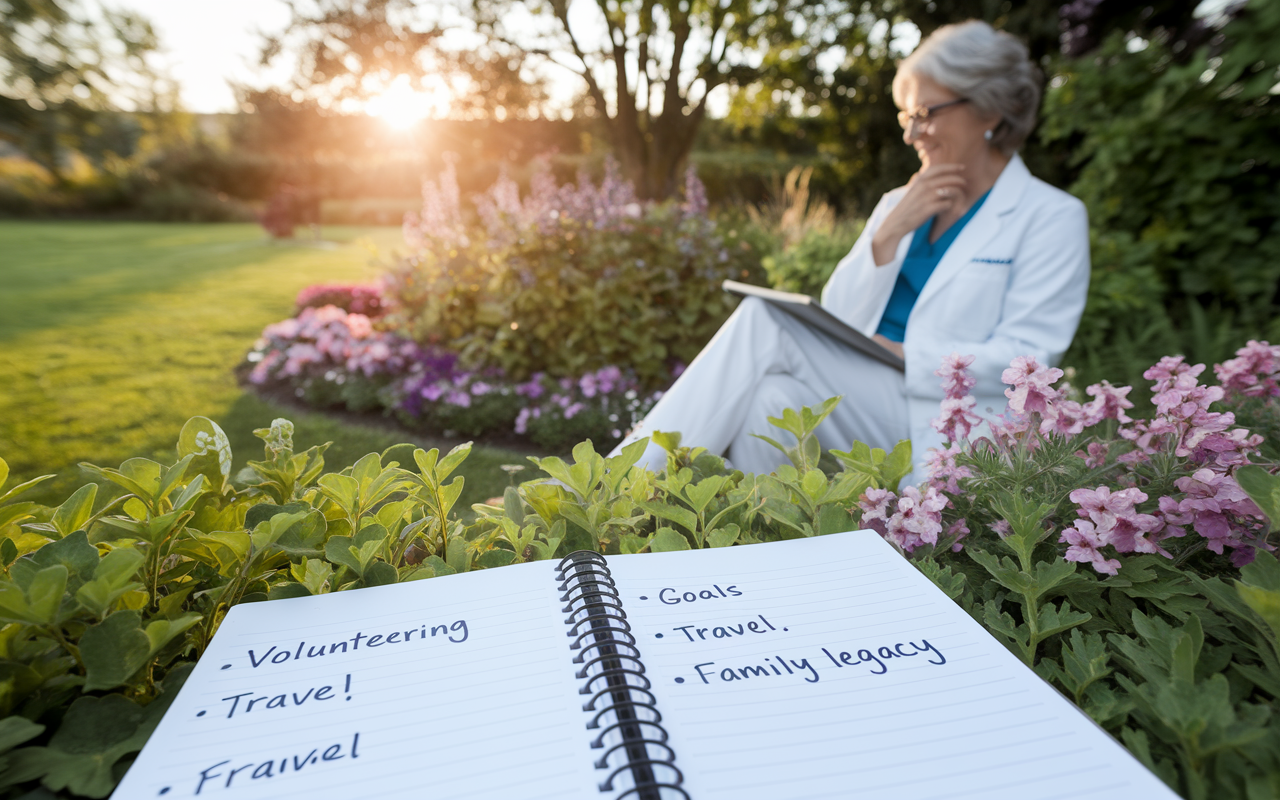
445, 389, 472, 408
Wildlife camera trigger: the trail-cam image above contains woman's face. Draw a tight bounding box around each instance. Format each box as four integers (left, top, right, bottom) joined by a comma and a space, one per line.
897, 73, 996, 169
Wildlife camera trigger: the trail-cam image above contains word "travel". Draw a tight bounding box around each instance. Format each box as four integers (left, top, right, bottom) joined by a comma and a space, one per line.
673, 614, 778, 642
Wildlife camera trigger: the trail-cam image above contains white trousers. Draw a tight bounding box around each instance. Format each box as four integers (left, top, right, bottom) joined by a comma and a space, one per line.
610, 297, 910, 474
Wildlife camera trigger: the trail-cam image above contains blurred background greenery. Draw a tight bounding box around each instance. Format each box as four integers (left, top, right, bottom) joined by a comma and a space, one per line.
3, 0, 1277, 499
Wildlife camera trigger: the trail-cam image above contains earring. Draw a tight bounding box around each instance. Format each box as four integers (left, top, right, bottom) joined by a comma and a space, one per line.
984, 129, 994, 141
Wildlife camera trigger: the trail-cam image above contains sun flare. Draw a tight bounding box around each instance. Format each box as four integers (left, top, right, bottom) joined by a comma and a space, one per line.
364, 75, 448, 129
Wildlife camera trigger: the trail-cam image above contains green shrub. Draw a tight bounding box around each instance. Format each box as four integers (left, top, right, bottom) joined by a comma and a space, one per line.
762, 220, 864, 297
382, 160, 767, 388
1042, 0, 1280, 388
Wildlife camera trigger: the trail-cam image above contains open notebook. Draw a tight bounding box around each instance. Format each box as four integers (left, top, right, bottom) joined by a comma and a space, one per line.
111, 531, 1179, 800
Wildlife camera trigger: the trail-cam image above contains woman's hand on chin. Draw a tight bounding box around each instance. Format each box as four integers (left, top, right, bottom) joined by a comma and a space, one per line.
873, 334, 905, 359
871, 163, 968, 266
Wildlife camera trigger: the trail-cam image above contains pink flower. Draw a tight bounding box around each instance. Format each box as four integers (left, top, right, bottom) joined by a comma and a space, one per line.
1076, 442, 1109, 469
945, 518, 970, 552
563, 402, 585, 419
925, 444, 972, 494
936, 353, 977, 399
1215, 340, 1280, 399
1167, 469, 1266, 557
1083, 381, 1134, 425
857, 488, 896, 537
1143, 355, 1201, 394
1069, 486, 1165, 555
933, 396, 982, 444
579, 373, 599, 398
1002, 356, 1063, 416
1040, 398, 1088, 438
1059, 520, 1122, 575
345, 313, 373, 339
989, 519, 1011, 538
470, 381, 492, 396
863, 486, 948, 553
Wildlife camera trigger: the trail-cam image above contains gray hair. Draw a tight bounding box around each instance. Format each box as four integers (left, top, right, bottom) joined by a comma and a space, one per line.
893, 21, 1042, 155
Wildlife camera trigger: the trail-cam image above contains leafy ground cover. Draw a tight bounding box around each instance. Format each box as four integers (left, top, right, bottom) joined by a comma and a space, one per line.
0, 221, 533, 508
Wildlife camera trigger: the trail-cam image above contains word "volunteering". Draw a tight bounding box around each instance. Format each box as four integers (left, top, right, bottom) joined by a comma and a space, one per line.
245, 620, 469, 668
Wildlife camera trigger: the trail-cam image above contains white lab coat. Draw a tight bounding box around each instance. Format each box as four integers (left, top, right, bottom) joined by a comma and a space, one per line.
611, 153, 1090, 481
822, 152, 1090, 475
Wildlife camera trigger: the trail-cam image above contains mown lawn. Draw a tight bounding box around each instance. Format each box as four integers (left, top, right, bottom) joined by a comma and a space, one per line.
0, 221, 535, 507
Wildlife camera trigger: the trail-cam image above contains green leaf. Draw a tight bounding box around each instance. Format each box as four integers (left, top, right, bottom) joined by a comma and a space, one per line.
445, 536, 470, 573
0, 715, 44, 754
324, 535, 362, 576
683, 476, 727, 516
75, 548, 145, 618
651, 431, 682, 454
0, 457, 7, 492
0, 474, 55, 506
49, 484, 97, 539
638, 500, 699, 535
1034, 601, 1092, 641
290, 558, 334, 595
422, 555, 456, 577
11, 531, 99, 590
706, 524, 741, 548
178, 416, 233, 493
618, 533, 654, 554
317, 474, 360, 517
475, 549, 517, 569
361, 561, 398, 587
1236, 465, 1280, 527
80, 611, 151, 691
436, 442, 472, 482
4, 664, 191, 798
651, 527, 691, 552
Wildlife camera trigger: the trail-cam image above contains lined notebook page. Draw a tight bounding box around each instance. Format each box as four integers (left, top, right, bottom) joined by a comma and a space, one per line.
607, 531, 1180, 800
112, 561, 596, 800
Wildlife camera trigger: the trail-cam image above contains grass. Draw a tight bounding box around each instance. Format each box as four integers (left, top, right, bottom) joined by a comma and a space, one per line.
0, 221, 538, 509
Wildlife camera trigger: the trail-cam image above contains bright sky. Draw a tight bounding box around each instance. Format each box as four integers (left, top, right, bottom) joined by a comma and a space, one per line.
112, 0, 293, 112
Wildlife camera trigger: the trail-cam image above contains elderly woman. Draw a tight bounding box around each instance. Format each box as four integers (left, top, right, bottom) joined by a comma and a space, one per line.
611, 20, 1090, 480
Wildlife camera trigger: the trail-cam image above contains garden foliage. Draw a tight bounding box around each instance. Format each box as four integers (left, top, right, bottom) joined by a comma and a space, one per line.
5, 342, 1280, 797
382, 158, 765, 387
1041, 0, 1280, 388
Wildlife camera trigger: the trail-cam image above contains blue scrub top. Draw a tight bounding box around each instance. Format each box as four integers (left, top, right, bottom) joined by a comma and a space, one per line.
875, 190, 992, 343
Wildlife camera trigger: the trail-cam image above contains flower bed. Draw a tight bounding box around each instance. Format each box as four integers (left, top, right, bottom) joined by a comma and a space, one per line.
244, 303, 664, 449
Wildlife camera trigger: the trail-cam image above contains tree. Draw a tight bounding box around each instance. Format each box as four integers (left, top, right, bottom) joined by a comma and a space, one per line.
262, 0, 891, 199
0, 0, 172, 182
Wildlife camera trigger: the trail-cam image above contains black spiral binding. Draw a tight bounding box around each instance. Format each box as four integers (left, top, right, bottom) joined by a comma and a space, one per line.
556, 551, 689, 800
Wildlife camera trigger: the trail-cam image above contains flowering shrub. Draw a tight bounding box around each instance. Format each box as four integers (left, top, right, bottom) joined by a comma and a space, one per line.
382, 157, 765, 387
295, 283, 387, 318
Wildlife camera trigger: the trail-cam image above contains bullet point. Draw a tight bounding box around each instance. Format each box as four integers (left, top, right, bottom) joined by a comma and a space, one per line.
159, 789, 170, 795
220, 664, 231, 670
197, 710, 206, 717
783, 628, 789, 631
655, 633, 663, 638
639, 596, 647, 600
674, 677, 685, 684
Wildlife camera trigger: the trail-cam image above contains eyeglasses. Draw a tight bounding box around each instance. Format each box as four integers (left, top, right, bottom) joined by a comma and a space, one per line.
896, 98, 969, 131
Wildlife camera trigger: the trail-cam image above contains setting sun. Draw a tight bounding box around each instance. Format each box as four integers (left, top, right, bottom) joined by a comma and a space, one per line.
364, 74, 448, 129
